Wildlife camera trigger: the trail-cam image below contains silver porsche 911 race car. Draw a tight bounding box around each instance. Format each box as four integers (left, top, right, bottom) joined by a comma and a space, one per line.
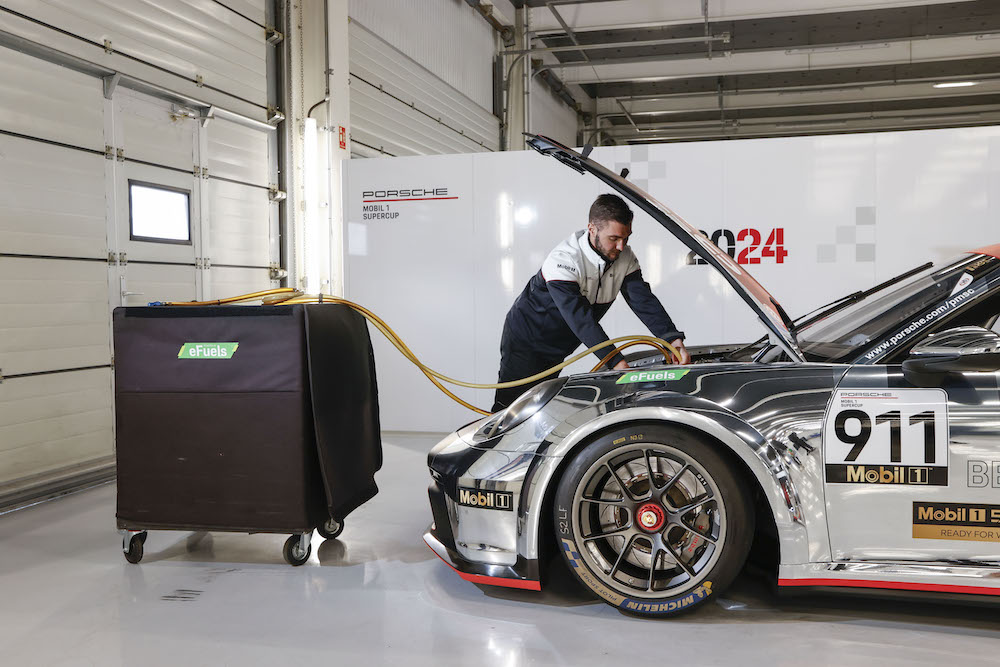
424, 134, 1000, 617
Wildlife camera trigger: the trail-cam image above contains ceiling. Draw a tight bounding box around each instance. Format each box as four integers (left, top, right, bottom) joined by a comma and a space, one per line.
512, 0, 1000, 143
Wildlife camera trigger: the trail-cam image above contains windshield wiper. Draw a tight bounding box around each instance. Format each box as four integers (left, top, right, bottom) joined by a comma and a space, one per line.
790, 261, 933, 334
728, 261, 934, 359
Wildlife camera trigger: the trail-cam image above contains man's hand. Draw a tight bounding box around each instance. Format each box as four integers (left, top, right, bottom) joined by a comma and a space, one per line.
668, 338, 691, 364
613, 359, 630, 370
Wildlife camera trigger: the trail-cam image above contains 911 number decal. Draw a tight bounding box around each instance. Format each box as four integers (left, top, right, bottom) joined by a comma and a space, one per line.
824, 389, 949, 485
686, 228, 787, 266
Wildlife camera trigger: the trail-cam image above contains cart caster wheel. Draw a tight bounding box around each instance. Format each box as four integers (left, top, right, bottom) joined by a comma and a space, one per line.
124, 533, 145, 564
317, 517, 344, 540
283, 534, 311, 566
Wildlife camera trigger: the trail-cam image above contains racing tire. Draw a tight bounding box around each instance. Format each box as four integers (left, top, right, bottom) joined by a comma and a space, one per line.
553, 423, 753, 618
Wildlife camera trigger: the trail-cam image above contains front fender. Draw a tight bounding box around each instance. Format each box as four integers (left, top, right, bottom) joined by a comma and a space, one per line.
518, 397, 813, 567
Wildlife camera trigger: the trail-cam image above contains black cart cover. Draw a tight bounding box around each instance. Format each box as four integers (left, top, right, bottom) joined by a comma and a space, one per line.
304, 305, 383, 519
114, 304, 382, 533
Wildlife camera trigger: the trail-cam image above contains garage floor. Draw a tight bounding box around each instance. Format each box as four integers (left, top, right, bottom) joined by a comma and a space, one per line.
1, 433, 998, 666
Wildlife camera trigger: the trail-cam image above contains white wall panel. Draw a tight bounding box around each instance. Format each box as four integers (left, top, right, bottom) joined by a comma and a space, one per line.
345, 125, 1000, 432
0, 259, 110, 377
122, 264, 197, 307
217, 0, 267, 26
0, 369, 113, 487
209, 266, 273, 300
0, 45, 103, 149
3, 0, 268, 106
345, 153, 481, 431
349, 21, 499, 156
348, 0, 495, 110
0, 136, 106, 259
530, 84, 578, 148
116, 89, 196, 171
208, 181, 271, 267
206, 118, 270, 186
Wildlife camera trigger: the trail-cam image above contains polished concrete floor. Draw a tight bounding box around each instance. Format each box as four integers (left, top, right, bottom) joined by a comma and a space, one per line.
1, 433, 999, 666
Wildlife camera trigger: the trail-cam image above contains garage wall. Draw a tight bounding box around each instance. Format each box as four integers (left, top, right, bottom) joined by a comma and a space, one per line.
348, 0, 495, 111
348, 21, 500, 157
0, 1, 279, 502
0, 0, 270, 120
530, 82, 579, 148
0, 48, 115, 492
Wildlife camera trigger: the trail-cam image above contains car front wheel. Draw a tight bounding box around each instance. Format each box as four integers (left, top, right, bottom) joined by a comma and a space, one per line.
554, 423, 753, 617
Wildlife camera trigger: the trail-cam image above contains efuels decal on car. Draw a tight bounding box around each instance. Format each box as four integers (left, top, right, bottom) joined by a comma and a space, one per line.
616, 369, 689, 384
824, 389, 949, 485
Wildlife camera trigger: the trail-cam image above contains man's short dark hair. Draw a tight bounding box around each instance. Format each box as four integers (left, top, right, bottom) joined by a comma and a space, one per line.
589, 193, 633, 228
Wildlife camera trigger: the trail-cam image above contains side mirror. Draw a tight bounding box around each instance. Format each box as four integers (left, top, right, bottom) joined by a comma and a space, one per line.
902, 326, 1000, 378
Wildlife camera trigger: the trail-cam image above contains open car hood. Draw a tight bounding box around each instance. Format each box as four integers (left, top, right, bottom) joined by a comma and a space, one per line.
526, 133, 804, 362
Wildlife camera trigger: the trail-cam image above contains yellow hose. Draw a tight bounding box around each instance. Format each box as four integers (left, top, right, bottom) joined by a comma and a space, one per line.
161, 289, 682, 415
590, 339, 674, 373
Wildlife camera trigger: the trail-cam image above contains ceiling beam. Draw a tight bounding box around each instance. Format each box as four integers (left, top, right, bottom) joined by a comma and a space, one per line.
592, 108, 1000, 143
595, 78, 1000, 115
527, 0, 980, 34
547, 33, 1000, 84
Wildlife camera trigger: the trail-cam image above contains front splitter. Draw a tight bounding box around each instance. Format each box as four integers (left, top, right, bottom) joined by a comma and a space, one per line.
423, 529, 541, 591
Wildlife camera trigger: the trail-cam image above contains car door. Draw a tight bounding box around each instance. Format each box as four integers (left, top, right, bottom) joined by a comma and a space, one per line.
824, 360, 1000, 563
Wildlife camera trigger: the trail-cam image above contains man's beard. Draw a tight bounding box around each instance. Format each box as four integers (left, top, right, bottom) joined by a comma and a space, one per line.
589, 232, 618, 263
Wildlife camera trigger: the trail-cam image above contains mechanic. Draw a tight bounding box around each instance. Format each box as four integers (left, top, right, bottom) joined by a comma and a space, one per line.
493, 193, 690, 412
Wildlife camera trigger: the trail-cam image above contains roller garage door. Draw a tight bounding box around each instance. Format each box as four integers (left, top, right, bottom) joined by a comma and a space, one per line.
348, 20, 499, 157
0, 48, 115, 501
0, 0, 281, 506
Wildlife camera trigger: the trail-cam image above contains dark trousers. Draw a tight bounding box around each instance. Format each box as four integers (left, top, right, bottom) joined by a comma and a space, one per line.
492, 344, 562, 412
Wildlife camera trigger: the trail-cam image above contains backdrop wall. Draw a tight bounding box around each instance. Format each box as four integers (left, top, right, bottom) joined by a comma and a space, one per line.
344, 126, 1000, 432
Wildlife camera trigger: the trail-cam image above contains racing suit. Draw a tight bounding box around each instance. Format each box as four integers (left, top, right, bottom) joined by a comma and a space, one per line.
493, 230, 684, 411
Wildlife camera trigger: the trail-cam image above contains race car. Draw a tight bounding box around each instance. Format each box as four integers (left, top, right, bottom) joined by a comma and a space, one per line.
423, 134, 1000, 617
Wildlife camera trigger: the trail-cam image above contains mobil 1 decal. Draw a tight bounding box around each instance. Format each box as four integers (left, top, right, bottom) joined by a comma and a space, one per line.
824, 389, 949, 485
913, 501, 1000, 542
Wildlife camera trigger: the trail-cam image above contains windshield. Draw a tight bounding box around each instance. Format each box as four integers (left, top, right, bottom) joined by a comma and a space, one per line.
797, 254, 990, 361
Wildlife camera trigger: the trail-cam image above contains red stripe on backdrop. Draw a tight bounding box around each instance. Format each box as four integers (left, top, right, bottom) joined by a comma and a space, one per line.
363, 197, 459, 203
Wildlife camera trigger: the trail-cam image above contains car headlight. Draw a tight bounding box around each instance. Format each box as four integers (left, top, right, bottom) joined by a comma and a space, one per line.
475, 377, 567, 441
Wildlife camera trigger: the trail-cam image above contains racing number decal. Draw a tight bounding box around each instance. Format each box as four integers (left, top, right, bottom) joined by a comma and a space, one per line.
824, 389, 949, 485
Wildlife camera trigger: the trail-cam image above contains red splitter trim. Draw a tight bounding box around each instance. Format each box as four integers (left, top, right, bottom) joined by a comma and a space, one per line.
971, 243, 1000, 259
424, 536, 541, 591
779, 578, 1000, 596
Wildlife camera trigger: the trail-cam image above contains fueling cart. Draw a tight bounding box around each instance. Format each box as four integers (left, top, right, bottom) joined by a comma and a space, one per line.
113, 304, 382, 565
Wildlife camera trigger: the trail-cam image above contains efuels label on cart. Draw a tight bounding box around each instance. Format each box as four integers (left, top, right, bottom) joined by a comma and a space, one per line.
456, 487, 513, 511
178, 342, 239, 359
